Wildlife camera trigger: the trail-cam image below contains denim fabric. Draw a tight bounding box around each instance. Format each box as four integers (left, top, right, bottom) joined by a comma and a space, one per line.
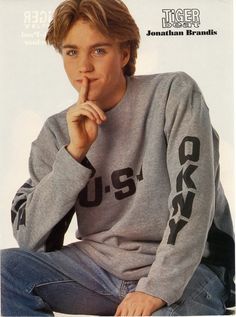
1, 244, 228, 316
152, 264, 228, 316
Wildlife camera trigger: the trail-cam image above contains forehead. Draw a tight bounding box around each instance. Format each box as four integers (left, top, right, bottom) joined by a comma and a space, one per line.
62, 19, 114, 47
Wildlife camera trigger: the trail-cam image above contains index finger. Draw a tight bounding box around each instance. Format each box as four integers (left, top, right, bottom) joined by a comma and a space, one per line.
79, 77, 89, 103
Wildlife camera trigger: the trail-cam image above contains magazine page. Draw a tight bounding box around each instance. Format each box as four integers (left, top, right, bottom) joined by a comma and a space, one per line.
0, 0, 234, 316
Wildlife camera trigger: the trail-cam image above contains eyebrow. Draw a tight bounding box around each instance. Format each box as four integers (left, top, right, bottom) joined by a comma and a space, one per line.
61, 42, 113, 50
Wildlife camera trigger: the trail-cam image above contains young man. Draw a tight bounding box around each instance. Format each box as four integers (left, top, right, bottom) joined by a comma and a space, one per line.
1, 0, 234, 316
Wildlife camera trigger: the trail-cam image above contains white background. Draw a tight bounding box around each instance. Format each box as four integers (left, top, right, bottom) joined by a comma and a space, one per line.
0, 0, 234, 249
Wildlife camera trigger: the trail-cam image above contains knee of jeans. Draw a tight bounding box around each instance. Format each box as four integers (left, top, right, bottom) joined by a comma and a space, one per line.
1, 248, 27, 275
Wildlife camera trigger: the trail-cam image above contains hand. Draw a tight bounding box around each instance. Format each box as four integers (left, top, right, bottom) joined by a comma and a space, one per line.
115, 291, 166, 316
66, 77, 106, 161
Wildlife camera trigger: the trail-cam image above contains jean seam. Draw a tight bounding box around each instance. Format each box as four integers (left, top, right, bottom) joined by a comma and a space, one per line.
26, 278, 74, 294
36, 279, 116, 297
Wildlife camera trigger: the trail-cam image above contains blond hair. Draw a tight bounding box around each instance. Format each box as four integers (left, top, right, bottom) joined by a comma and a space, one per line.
45, 0, 140, 76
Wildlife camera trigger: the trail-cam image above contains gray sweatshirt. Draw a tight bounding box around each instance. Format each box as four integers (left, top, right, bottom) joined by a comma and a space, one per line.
11, 72, 234, 305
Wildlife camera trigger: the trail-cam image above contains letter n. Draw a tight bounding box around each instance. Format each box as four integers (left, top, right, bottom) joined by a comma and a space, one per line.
172, 192, 195, 218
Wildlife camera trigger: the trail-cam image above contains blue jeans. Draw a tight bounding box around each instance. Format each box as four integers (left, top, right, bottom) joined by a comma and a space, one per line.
1, 244, 228, 316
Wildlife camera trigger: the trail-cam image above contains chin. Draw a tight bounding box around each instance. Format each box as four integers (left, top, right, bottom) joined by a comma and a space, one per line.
87, 92, 102, 102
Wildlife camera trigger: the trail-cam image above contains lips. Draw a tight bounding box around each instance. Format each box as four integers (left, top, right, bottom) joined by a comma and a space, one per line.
76, 78, 98, 84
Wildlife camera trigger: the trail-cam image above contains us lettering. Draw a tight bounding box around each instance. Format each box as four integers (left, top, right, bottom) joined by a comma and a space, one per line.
78, 165, 143, 207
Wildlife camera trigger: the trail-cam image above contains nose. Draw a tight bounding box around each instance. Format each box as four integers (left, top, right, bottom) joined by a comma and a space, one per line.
78, 54, 94, 73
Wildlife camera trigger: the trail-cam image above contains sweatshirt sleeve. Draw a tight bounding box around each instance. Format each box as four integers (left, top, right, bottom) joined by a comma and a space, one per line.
11, 116, 92, 251
135, 72, 218, 305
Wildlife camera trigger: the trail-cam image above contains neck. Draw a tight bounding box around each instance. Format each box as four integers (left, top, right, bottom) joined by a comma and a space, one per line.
100, 75, 127, 112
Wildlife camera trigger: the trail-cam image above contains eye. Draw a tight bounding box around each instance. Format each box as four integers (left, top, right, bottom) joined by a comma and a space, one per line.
93, 48, 106, 56
66, 50, 77, 57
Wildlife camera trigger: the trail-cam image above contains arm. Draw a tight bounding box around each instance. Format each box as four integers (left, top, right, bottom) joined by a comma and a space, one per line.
12, 77, 106, 251
11, 120, 92, 251
136, 72, 217, 303
116, 72, 219, 315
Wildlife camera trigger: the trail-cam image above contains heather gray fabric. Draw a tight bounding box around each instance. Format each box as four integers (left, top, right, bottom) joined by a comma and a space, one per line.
11, 72, 234, 305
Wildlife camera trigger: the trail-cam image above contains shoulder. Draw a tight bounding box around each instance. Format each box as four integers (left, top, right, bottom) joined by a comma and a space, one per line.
129, 72, 204, 107
128, 72, 202, 102
35, 107, 70, 148
45, 108, 68, 131
130, 71, 198, 88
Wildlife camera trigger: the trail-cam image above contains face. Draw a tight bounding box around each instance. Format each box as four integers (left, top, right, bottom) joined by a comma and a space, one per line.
61, 19, 130, 110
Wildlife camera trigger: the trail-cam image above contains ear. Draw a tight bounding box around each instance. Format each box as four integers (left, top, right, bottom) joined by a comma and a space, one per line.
120, 45, 130, 68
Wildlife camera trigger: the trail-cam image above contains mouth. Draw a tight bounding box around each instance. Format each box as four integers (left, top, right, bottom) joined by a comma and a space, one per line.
76, 78, 98, 85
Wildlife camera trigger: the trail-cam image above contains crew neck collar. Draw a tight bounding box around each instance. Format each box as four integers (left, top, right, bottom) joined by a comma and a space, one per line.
104, 76, 132, 117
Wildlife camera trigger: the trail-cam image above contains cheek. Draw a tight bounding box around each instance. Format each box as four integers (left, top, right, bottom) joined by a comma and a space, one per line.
100, 59, 122, 83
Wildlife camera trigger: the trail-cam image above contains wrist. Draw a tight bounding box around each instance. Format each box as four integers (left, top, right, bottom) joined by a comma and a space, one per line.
66, 144, 88, 162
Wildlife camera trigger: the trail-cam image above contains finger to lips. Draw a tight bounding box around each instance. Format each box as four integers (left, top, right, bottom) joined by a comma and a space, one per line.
78, 78, 105, 124
79, 77, 89, 103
